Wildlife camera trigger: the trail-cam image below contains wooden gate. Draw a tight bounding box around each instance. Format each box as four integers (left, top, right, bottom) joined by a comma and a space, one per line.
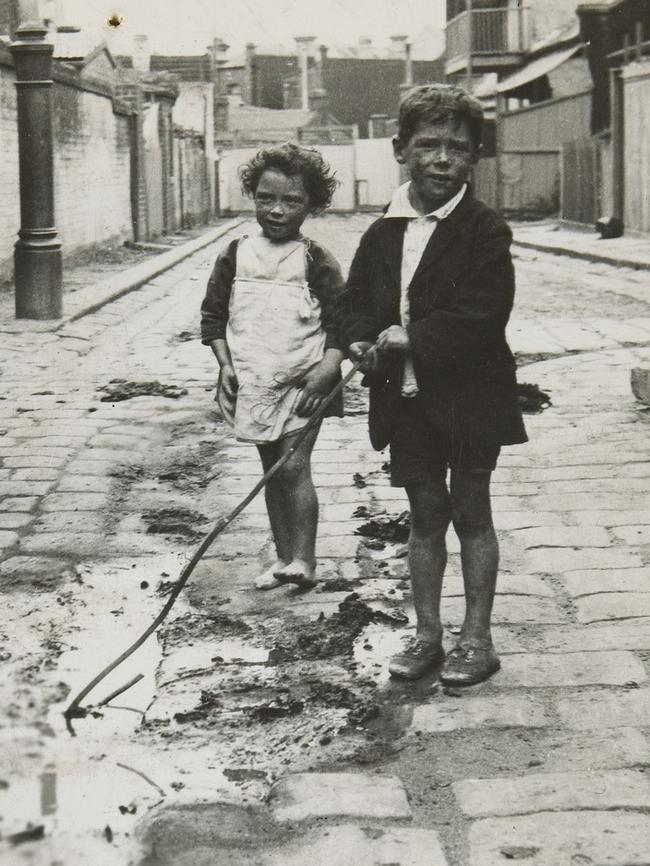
561, 139, 601, 225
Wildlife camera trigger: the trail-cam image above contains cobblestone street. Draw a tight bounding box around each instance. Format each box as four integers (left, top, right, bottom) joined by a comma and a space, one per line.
1, 213, 650, 865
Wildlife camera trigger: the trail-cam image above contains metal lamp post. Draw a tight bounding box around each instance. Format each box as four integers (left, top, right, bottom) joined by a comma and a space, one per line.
10, 3, 62, 319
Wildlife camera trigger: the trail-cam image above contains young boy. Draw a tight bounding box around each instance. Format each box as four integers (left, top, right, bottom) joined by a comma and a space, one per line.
337, 84, 527, 685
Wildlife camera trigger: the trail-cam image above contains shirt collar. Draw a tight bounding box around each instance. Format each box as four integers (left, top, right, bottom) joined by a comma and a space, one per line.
384, 181, 467, 221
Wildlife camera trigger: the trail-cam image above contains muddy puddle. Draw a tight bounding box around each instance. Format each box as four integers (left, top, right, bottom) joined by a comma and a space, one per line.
2, 555, 202, 865
97, 380, 188, 402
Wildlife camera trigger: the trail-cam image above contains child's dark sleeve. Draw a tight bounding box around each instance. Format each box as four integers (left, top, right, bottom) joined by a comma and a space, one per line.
307, 242, 345, 352
335, 230, 378, 349
408, 217, 515, 372
200, 239, 238, 345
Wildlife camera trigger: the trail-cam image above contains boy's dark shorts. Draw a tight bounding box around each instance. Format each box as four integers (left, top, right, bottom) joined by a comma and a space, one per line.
389, 396, 500, 487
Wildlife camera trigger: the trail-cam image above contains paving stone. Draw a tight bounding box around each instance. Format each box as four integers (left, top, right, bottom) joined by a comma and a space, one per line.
0, 496, 38, 512
0, 530, 19, 550
55, 475, 114, 493
531, 492, 649, 511
495, 650, 646, 687
0, 513, 33, 530
497, 727, 647, 774
64, 460, 115, 476
468, 811, 650, 866
0, 480, 54, 497
455, 768, 650, 817
411, 695, 551, 733
515, 464, 621, 482
558, 687, 650, 729
567, 509, 650, 527
2, 455, 68, 468
525, 546, 642, 574
575, 592, 650, 623
267, 824, 449, 866
318, 535, 364, 557
542, 620, 650, 652
11, 467, 61, 481
33, 512, 107, 533
16, 532, 131, 556
87, 434, 148, 450
268, 773, 411, 823
541, 476, 650, 494
0, 555, 72, 578
40, 493, 108, 512
443, 595, 567, 625
443, 573, 556, 598
512, 526, 611, 548
493, 512, 565, 530
561, 567, 649, 597
14, 437, 83, 449
612, 524, 650, 545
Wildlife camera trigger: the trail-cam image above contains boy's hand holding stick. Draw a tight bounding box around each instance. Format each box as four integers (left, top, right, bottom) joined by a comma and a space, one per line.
350, 325, 410, 373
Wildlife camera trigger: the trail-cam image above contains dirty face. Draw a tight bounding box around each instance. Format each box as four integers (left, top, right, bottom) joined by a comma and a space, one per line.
253, 169, 312, 242
393, 118, 479, 214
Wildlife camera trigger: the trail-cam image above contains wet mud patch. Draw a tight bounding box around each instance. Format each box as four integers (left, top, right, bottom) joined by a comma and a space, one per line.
160, 611, 251, 647
171, 329, 198, 344
317, 576, 363, 593
155, 441, 221, 492
267, 594, 375, 662
355, 510, 410, 546
517, 382, 552, 413
142, 507, 209, 542
145, 594, 415, 776
97, 379, 188, 402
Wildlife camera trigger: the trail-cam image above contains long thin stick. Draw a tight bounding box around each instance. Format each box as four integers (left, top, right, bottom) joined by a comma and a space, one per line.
97, 674, 145, 708
64, 357, 367, 732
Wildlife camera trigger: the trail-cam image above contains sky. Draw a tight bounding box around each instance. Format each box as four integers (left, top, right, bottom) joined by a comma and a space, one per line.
56, 0, 446, 55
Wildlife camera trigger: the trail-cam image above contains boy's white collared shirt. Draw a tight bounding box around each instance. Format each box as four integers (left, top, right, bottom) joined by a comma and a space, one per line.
384, 181, 468, 396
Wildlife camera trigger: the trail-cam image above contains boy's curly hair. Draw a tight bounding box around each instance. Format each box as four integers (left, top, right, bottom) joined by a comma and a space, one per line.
240, 142, 338, 211
397, 84, 484, 151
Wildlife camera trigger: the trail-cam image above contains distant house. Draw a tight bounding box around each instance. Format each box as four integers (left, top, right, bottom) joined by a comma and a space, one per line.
576, 0, 650, 232
578, 0, 650, 132
444, 0, 579, 84
278, 37, 444, 138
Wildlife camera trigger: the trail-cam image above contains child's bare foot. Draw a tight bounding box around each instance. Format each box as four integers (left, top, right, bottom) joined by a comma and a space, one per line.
273, 559, 317, 590
254, 562, 287, 591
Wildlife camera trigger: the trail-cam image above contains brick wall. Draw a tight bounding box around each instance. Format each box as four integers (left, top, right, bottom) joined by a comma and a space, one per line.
0, 53, 134, 283
0, 57, 20, 283
53, 77, 133, 256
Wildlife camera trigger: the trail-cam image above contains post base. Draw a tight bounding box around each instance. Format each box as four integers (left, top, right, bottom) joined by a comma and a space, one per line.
14, 235, 63, 320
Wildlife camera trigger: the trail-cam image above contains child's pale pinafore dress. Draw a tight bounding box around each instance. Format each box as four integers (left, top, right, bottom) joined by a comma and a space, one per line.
221, 234, 327, 443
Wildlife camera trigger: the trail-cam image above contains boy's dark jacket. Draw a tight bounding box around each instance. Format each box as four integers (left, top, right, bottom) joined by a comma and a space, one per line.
336, 187, 528, 451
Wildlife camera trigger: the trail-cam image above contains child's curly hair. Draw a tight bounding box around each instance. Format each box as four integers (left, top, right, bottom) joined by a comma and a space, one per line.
240, 143, 338, 211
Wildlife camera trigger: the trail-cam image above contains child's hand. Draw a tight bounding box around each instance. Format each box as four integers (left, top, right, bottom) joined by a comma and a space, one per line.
377, 325, 410, 354
295, 365, 336, 416
220, 364, 239, 399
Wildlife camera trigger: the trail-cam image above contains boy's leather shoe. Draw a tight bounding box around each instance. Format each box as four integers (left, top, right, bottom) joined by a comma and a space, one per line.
389, 637, 445, 680
440, 645, 501, 686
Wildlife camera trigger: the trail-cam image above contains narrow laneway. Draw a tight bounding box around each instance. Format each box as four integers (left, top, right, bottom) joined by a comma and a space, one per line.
1, 214, 649, 865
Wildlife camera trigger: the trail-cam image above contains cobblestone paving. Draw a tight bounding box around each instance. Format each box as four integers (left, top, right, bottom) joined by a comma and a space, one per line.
1, 214, 649, 865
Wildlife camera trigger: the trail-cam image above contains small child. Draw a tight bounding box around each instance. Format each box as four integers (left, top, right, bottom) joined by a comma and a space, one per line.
337, 84, 528, 686
201, 143, 345, 591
